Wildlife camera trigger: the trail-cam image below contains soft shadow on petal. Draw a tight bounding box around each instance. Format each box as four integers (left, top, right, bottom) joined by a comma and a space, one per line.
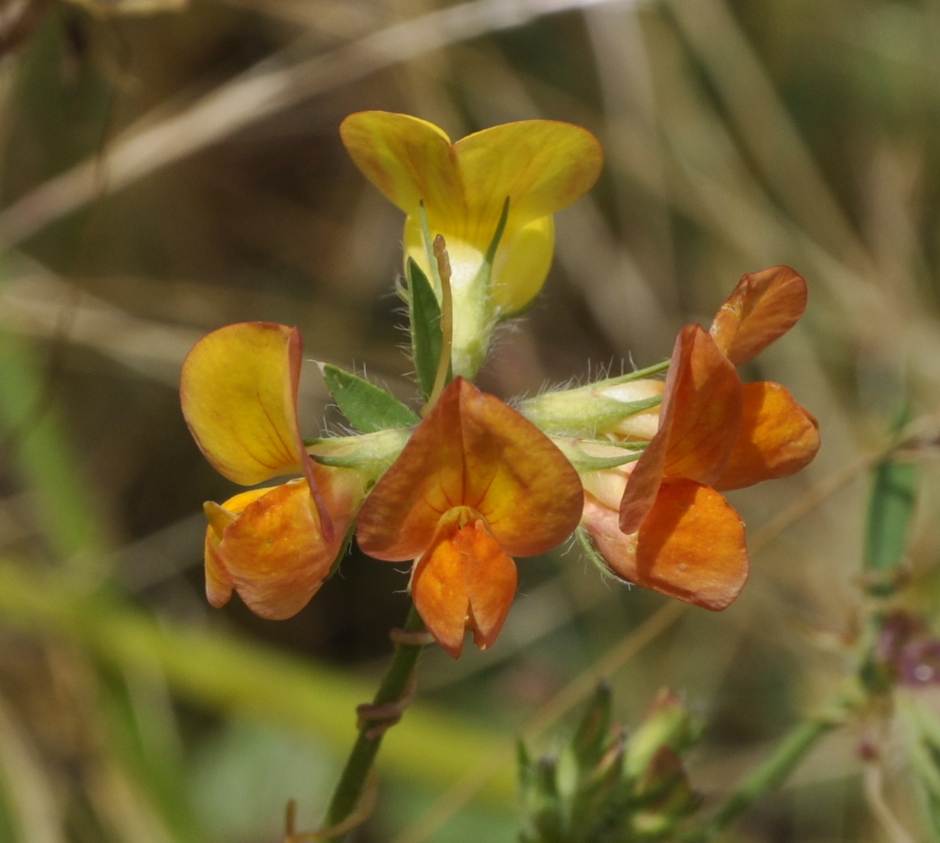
715, 381, 820, 491
709, 266, 807, 367
205, 532, 234, 608
181, 322, 305, 486
356, 380, 471, 562
634, 480, 748, 611
457, 380, 583, 556
620, 326, 741, 533
661, 326, 742, 484
464, 522, 518, 653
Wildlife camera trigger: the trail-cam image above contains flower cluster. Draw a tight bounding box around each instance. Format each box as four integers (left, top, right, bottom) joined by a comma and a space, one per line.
180, 111, 819, 658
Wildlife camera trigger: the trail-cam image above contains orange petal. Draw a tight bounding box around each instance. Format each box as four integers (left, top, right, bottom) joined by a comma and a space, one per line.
207, 467, 364, 620
709, 266, 807, 367
620, 326, 741, 533
609, 481, 747, 611
205, 528, 234, 608
340, 112, 463, 231
356, 378, 583, 561
715, 381, 820, 490
181, 322, 305, 485
411, 511, 517, 658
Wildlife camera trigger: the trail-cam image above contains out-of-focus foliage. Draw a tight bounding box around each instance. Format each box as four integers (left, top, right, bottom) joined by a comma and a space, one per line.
2, 0, 940, 841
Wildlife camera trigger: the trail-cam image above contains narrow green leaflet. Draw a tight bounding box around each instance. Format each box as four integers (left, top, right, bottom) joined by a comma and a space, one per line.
407, 258, 446, 400
864, 408, 919, 595
321, 364, 419, 433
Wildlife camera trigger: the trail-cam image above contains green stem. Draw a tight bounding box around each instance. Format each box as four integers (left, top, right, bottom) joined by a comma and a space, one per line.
685, 695, 855, 842
323, 605, 428, 841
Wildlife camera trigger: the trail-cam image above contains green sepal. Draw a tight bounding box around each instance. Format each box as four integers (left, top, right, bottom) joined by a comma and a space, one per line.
553, 437, 644, 473
406, 258, 448, 400
528, 394, 663, 438
864, 406, 919, 596
320, 364, 419, 433
576, 527, 619, 582
306, 428, 410, 480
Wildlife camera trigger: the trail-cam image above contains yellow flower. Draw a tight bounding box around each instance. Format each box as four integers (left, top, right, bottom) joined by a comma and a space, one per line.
341, 111, 603, 376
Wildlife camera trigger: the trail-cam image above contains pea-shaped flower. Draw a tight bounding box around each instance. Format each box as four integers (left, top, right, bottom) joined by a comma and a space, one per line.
181, 322, 367, 619
356, 378, 583, 658
340, 111, 603, 377
582, 267, 820, 610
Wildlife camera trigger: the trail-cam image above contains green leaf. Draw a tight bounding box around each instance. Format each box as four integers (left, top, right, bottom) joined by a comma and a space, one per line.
864, 407, 919, 595
321, 365, 419, 433
407, 258, 446, 400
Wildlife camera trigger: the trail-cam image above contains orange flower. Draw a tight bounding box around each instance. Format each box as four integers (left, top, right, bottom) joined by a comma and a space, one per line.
356, 378, 583, 657
582, 267, 819, 610
181, 322, 367, 619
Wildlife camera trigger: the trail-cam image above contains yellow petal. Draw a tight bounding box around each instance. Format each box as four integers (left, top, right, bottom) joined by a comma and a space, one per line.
181, 322, 305, 486
714, 381, 820, 490
709, 266, 807, 367
356, 378, 583, 561
411, 511, 517, 659
351, 114, 602, 317
489, 215, 555, 315
453, 120, 603, 234
403, 214, 556, 316
340, 112, 463, 230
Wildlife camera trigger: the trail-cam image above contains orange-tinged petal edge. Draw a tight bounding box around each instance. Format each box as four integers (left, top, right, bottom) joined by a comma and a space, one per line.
710, 266, 807, 367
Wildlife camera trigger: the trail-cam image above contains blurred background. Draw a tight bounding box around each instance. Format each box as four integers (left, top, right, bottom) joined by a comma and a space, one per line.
1, 0, 939, 840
